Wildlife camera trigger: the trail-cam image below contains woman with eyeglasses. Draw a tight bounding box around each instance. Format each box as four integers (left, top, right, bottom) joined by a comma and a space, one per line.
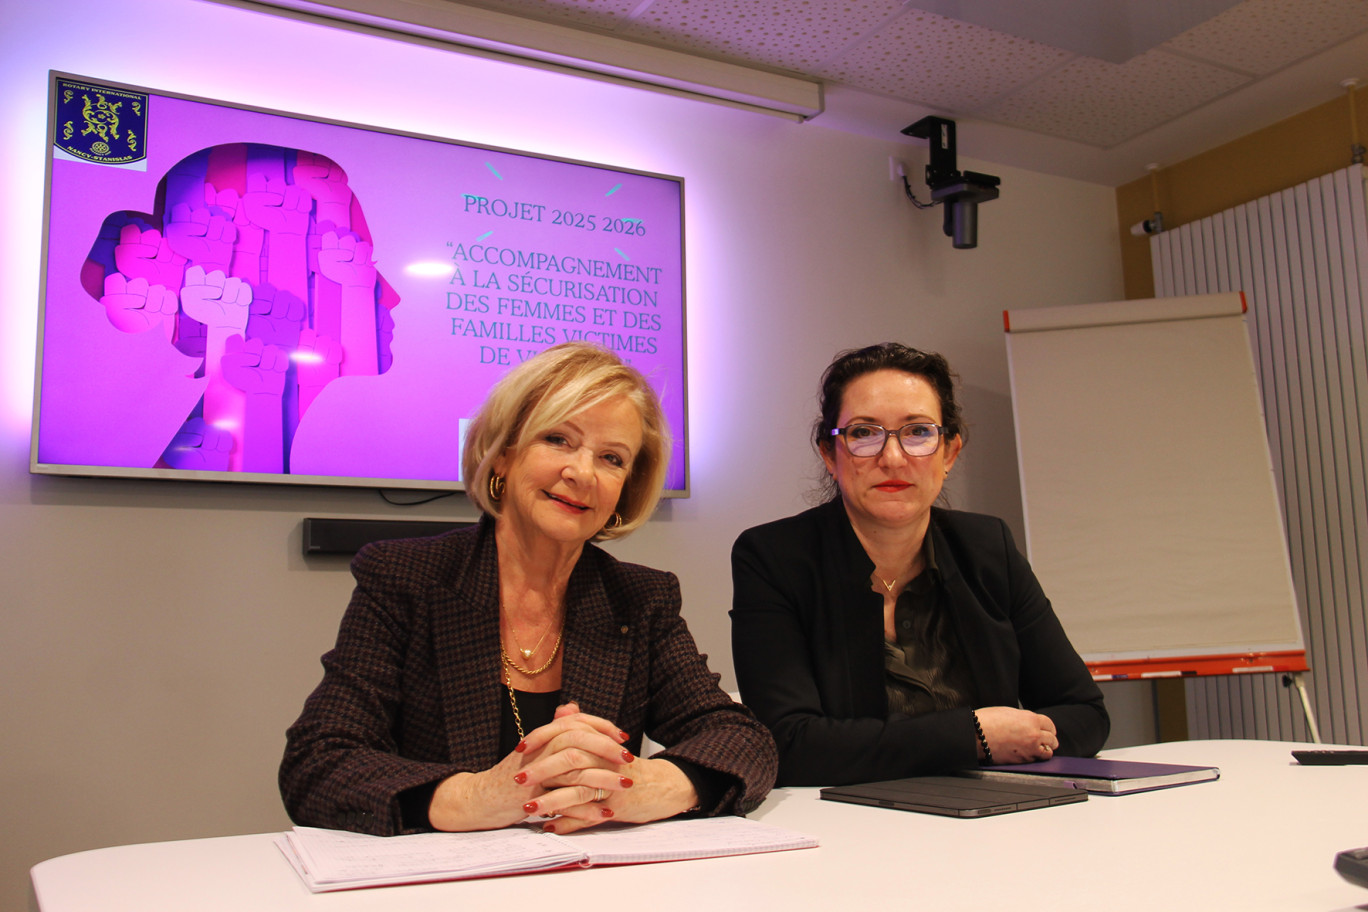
282, 343, 776, 835
730, 343, 1107, 786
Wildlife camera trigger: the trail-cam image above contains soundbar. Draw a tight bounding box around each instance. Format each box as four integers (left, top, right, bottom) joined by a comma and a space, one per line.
302, 518, 471, 555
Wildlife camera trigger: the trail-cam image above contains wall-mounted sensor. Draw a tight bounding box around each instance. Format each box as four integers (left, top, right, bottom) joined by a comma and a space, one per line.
1130, 212, 1164, 236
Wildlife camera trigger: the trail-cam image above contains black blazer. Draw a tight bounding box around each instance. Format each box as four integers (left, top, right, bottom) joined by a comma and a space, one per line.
731, 499, 1108, 786
281, 518, 777, 834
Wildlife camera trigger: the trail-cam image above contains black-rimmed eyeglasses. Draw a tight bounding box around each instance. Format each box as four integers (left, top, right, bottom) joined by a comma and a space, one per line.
830, 423, 945, 457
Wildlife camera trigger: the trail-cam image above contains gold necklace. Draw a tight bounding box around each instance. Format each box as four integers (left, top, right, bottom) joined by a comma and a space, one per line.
500, 632, 563, 677
510, 621, 552, 661
502, 601, 561, 660
502, 650, 526, 740
500, 637, 564, 740
499, 597, 563, 737
874, 573, 897, 593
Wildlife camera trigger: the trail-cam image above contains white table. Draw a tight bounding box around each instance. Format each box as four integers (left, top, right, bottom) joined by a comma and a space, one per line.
29, 740, 1368, 912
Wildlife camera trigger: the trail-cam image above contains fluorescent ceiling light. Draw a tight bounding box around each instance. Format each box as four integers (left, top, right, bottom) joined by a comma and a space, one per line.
211, 0, 824, 120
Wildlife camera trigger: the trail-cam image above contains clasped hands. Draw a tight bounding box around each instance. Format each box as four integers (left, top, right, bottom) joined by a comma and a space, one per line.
428, 702, 698, 835
974, 706, 1059, 764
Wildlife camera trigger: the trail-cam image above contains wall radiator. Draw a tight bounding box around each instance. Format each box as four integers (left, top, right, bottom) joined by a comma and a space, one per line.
1150, 164, 1368, 745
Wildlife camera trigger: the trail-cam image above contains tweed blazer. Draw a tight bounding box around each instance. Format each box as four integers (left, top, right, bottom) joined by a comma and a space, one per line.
281, 518, 777, 835
731, 499, 1108, 786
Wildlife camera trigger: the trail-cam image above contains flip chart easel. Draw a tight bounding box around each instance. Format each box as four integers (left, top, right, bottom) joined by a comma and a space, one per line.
1003, 293, 1318, 741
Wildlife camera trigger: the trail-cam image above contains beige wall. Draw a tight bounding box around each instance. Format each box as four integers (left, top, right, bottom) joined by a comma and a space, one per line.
3, 1, 1130, 908
1116, 89, 1368, 301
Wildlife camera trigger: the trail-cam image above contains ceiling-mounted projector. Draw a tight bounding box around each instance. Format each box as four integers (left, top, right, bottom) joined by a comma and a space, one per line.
901, 116, 1000, 249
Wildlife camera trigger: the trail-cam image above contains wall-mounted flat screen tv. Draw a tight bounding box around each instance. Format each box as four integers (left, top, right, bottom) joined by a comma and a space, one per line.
32, 72, 688, 494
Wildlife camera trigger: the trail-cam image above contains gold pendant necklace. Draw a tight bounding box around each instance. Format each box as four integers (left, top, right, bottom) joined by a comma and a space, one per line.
875, 573, 897, 593
501, 637, 563, 740
499, 597, 564, 738
511, 624, 551, 661
500, 632, 563, 677
502, 602, 561, 661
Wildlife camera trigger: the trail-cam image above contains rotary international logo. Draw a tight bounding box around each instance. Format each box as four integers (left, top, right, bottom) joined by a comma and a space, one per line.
54, 78, 148, 166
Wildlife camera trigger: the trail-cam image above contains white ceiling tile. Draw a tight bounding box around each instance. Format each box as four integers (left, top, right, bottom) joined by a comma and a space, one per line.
457, 0, 644, 30
618, 0, 907, 72
978, 49, 1252, 148
1164, 0, 1368, 75
914, 0, 1245, 63
435, 0, 1368, 181
817, 8, 1072, 110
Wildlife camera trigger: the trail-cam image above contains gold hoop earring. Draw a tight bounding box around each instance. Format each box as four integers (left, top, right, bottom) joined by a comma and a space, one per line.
603, 512, 624, 532
488, 474, 505, 503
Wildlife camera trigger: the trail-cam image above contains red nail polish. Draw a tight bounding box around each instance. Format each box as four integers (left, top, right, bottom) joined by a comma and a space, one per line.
523, 801, 538, 814
621, 750, 635, 763
620, 776, 634, 789
513, 772, 528, 784
515, 740, 527, 753
617, 730, 630, 742
543, 822, 556, 834
600, 807, 614, 818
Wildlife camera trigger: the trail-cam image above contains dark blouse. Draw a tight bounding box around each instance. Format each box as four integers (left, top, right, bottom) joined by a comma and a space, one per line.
883, 538, 974, 716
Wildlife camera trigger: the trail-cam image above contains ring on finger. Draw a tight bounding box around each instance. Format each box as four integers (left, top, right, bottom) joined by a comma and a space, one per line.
594, 788, 607, 802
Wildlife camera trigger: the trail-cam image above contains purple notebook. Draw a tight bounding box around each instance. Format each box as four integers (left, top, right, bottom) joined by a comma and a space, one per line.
963, 756, 1220, 795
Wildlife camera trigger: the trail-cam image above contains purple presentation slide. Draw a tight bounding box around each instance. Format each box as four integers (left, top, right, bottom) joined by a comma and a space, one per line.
33, 74, 687, 492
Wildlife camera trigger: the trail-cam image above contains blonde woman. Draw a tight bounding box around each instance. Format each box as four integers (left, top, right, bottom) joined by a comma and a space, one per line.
282, 343, 775, 834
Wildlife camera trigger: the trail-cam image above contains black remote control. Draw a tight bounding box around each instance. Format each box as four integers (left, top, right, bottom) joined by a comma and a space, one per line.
1336, 846, 1368, 889
1292, 749, 1368, 765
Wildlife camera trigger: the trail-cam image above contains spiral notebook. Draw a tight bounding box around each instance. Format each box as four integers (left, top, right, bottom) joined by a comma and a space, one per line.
962, 756, 1220, 795
276, 817, 819, 892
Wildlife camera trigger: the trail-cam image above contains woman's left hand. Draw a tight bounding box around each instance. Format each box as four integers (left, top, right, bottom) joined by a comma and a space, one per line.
525, 703, 700, 834
974, 706, 1059, 763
